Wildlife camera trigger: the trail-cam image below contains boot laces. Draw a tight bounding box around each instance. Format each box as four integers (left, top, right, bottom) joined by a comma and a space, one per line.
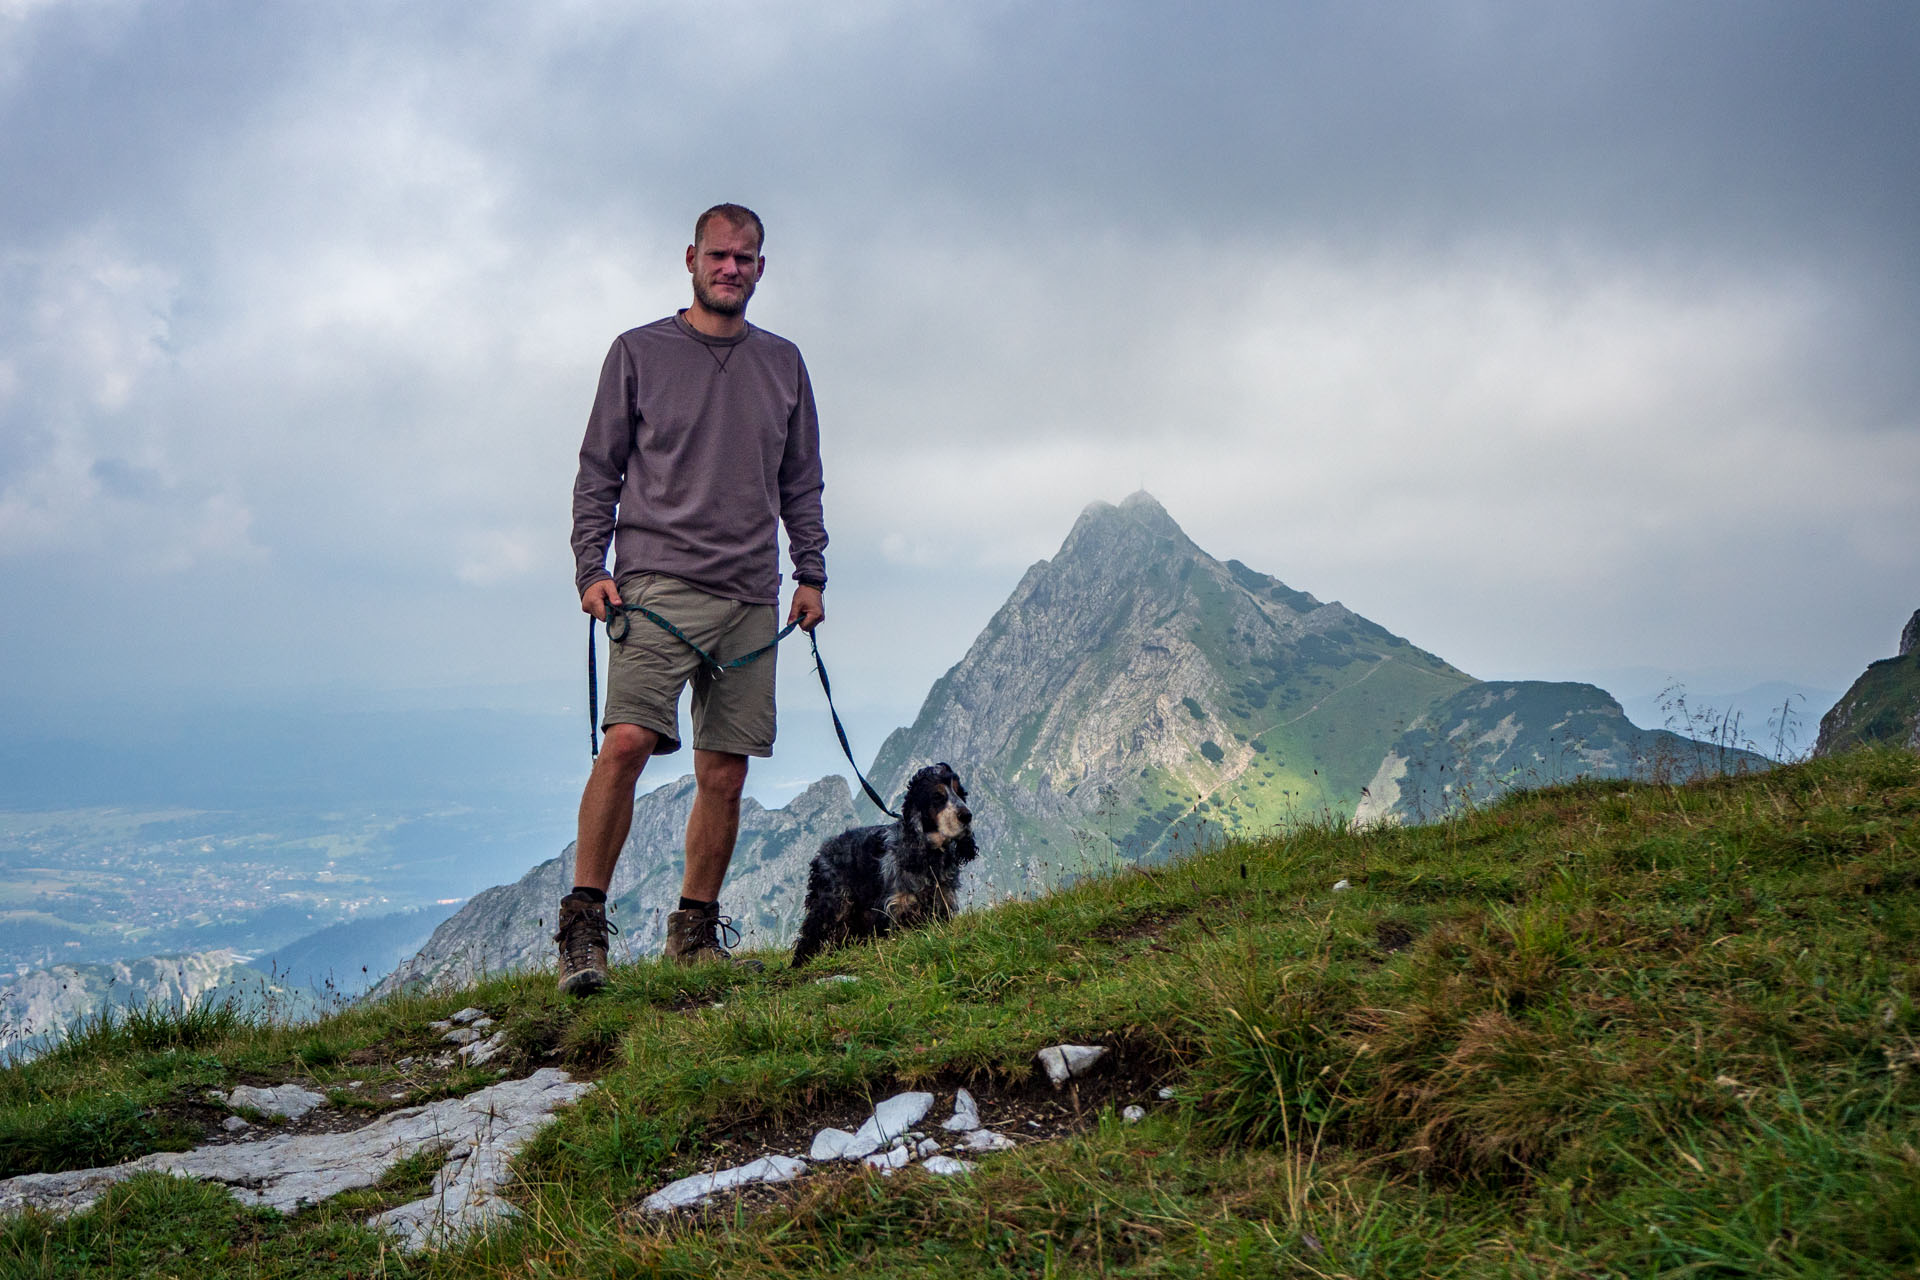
557, 905, 616, 968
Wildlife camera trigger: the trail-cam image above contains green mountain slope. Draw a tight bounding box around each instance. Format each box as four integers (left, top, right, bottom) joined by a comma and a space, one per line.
1816, 609, 1920, 756
4, 751, 1917, 1276
1356, 680, 1775, 825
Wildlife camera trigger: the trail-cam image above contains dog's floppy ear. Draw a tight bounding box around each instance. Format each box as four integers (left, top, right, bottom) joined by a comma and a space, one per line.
900, 765, 938, 833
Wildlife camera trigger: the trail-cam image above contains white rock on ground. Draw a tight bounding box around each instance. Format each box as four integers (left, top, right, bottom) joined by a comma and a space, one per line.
641, 1156, 807, 1212
223, 1083, 327, 1121
1332, 879, 1351, 891
813, 975, 858, 985
1122, 1105, 1146, 1124
854, 1092, 934, 1147
0, 1068, 593, 1253
921, 1156, 974, 1176
916, 1138, 941, 1158
448, 1008, 487, 1025
222, 1116, 249, 1133
809, 1092, 936, 1162
808, 1127, 877, 1161
1037, 1045, 1107, 1086
862, 1145, 914, 1172
941, 1087, 981, 1132
443, 1027, 485, 1046
956, 1129, 1016, 1152
458, 1031, 508, 1067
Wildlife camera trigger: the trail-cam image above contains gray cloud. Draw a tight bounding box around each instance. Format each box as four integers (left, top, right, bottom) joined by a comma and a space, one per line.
1, 0, 1914, 744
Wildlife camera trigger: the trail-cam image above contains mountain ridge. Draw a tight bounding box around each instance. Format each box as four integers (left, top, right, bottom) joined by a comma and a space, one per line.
386, 492, 1773, 986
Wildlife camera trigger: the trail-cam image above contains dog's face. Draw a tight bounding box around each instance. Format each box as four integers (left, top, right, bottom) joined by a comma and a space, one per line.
903, 763, 973, 852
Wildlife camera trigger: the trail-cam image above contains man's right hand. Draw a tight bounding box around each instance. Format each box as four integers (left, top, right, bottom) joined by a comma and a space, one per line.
581, 579, 622, 622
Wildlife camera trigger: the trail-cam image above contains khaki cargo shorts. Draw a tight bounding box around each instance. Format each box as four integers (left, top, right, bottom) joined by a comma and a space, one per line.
602, 573, 778, 757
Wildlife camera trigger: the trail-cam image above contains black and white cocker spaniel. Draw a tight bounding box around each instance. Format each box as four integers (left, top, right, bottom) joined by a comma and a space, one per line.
790, 763, 977, 967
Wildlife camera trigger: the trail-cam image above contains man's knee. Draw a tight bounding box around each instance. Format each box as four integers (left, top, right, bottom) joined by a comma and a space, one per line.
693, 750, 748, 803
598, 724, 657, 776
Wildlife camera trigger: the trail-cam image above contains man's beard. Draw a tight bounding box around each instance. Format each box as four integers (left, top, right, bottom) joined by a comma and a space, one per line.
694, 276, 754, 316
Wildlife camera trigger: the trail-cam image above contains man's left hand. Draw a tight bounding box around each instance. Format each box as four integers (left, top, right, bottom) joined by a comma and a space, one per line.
788, 586, 825, 633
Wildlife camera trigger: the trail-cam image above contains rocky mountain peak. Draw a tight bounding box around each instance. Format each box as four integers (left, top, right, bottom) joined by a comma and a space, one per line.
1901, 608, 1918, 658
865, 492, 1475, 879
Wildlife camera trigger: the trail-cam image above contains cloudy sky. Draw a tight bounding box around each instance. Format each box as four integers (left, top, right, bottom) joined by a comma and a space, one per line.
3, 1, 1916, 795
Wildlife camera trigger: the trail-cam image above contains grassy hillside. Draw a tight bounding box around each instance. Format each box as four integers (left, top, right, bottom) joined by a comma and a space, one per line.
3, 749, 1918, 1277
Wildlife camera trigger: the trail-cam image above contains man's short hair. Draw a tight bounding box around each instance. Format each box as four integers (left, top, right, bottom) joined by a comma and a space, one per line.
695, 204, 765, 253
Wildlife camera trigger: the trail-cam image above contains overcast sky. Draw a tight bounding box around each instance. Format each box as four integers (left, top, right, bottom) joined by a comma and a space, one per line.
3, 1, 1916, 794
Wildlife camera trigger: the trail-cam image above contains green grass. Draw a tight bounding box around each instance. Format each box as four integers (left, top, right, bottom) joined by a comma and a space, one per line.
3, 749, 1918, 1277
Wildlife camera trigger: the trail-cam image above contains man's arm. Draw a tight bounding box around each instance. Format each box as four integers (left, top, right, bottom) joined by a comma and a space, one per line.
572, 338, 635, 603
777, 352, 828, 631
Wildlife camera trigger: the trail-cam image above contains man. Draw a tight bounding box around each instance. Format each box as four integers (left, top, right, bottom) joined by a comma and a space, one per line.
558, 203, 827, 995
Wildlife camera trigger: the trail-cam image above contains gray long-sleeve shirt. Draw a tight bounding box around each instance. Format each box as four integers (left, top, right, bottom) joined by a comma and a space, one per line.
571, 312, 828, 604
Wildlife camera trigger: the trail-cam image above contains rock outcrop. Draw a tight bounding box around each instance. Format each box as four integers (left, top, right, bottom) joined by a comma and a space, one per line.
0, 1068, 593, 1253
1815, 608, 1920, 756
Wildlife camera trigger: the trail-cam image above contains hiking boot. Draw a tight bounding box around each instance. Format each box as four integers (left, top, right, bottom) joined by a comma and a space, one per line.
554, 892, 616, 996
663, 903, 763, 970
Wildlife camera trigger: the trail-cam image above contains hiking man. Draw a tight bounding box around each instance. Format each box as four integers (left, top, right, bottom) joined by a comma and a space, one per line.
557, 203, 827, 994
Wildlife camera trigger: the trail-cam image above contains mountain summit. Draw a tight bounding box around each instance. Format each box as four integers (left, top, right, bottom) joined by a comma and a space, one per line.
863, 491, 1475, 891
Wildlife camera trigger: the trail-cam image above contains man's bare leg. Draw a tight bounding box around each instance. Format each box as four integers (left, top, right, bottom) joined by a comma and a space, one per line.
682, 749, 748, 902
573, 724, 659, 891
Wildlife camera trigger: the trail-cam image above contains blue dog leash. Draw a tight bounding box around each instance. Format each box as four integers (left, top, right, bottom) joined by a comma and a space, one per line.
806, 630, 901, 819
587, 606, 900, 819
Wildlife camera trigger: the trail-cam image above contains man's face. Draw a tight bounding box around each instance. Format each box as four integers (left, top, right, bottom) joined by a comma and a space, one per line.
687, 219, 764, 317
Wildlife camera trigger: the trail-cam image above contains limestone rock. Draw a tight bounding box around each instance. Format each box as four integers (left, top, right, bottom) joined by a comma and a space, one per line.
922, 1155, 974, 1176
458, 1031, 508, 1066
852, 1092, 934, 1148
1903, 609, 1919, 659
1122, 1105, 1145, 1124
941, 1088, 981, 1132
222, 1116, 249, 1133
956, 1129, 1016, 1152
640, 1155, 807, 1212
1037, 1044, 1107, 1085
808, 1127, 875, 1161
0, 1069, 592, 1244
223, 1083, 326, 1121
862, 1145, 914, 1171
